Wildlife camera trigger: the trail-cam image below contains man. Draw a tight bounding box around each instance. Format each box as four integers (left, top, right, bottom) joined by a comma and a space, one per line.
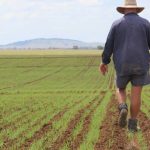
99, 0, 150, 132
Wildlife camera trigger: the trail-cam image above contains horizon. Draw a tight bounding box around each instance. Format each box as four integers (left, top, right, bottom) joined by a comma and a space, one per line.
0, 0, 150, 45
0, 37, 104, 46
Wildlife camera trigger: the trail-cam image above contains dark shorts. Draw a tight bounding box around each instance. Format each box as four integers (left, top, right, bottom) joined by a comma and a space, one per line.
115, 72, 150, 89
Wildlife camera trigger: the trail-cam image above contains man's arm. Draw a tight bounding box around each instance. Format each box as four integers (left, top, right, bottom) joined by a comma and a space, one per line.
147, 22, 150, 50
100, 23, 116, 75
102, 23, 116, 64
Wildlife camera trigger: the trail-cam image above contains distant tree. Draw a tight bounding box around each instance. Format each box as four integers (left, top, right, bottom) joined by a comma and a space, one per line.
73, 45, 79, 49
97, 45, 103, 50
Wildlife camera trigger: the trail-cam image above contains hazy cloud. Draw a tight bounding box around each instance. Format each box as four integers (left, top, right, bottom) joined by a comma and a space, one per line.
78, 0, 102, 6
0, 0, 149, 44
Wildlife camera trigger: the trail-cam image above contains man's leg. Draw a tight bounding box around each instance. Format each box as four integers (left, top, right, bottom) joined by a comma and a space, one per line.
116, 88, 128, 127
130, 86, 142, 119
128, 86, 143, 132
116, 88, 126, 104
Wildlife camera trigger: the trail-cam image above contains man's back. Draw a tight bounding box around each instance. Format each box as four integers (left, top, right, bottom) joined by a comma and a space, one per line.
100, 0, 150, 133
103, 12, 150, 76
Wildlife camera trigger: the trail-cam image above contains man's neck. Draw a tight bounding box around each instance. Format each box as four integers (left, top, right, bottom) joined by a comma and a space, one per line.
125, 11, 137, 15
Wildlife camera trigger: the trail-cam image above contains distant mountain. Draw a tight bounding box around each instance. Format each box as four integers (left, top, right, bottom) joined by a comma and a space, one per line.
0, 38, 104, 49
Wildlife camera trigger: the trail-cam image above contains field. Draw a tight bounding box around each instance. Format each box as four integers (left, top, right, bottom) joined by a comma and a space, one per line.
0, 50, 150, 150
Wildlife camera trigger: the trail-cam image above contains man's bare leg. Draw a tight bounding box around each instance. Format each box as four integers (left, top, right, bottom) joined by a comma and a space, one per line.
128, 86, 142, 132
116, 88, 128, 127
116, 88, 126, 104
130, 86, 142, 119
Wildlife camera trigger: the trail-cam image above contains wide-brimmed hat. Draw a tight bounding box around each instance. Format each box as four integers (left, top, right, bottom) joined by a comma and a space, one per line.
117, 0, 144, 14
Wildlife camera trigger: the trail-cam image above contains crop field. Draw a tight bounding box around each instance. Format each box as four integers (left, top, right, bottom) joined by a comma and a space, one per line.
0, 50, 150, 150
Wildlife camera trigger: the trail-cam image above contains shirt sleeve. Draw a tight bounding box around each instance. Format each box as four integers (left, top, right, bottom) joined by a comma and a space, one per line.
102, 23, 116, 64
147, 22, 150, 49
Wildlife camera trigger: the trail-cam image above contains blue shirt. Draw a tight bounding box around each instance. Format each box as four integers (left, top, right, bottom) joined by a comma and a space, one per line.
102, 13, 150, 76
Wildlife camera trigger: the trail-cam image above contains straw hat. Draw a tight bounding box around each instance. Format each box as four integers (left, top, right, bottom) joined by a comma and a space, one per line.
117, 0, 144, 14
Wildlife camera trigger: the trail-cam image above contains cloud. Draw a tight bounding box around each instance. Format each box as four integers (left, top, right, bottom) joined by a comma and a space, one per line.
78, 0, 102, 6
0, 0, 102, 22
0, 0, 74, 21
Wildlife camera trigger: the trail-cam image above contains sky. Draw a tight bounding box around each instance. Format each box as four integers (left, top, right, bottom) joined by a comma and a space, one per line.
0, 0, 150, 45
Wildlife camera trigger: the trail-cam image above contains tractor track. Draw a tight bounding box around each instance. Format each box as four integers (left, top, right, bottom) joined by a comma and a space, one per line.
23, 67, 63, 86
21, 62, 51, 73
94, 95, 128, 150
62, 56, 95, 87
0, 67, 63, 91
48, 95, 101, 150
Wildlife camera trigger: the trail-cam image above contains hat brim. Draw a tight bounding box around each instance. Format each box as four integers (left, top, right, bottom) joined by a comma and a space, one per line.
117, 6, 144, 14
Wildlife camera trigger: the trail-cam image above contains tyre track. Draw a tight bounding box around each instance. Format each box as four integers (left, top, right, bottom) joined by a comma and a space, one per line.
23, 67, 63, 85
48, 96, 100, 150
62, 56, 95, 87
21, 62, 51, 73
94, 95, 128, 150
0, 67, 63, 91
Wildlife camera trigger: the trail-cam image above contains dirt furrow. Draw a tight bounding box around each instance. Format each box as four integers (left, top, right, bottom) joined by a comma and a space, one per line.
138, 111, 150, 149
48, 96, 99, 150
2, 99, 82, 149
1, 98, 53, 132
2, 110, 66, 149
68, 97, 103, 150
22, 110, 66, 149
94, 95, 128, 150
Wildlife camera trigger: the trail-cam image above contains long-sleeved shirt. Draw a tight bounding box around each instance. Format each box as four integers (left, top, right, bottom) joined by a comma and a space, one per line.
102, 12, 150, 76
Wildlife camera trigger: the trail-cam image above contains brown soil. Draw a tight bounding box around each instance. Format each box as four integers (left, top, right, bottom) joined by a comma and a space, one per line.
138, 111, 150, 149
48, 96, 99, 150
94, 96, 128, 150
20, 99, 83, 149
68, 97, 103, 150
2, 110, 66, 149
2, 99, 82, 149
2, 100, 51, 131
22, 110, 67, 149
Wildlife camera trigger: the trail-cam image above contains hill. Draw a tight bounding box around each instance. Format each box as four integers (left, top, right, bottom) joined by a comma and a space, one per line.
0, 38, 104, 49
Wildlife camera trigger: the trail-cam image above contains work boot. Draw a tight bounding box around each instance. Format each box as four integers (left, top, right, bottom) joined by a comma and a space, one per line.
118, 103, 128, 128
128, 118, 139, 132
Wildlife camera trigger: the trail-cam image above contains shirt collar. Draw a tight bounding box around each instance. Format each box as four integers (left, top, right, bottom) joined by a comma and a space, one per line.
124, 12, 138, 16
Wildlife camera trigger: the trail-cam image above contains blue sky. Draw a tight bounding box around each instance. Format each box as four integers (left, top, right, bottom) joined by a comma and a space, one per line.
0, 0, 150, 44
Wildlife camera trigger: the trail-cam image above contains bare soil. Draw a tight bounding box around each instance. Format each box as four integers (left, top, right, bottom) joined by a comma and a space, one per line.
94, 95, 128, 150
138, 111, 150, 149
48, 96, 99, 150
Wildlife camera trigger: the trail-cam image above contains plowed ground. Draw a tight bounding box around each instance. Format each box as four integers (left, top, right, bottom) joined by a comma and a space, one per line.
0, 51, 150, 150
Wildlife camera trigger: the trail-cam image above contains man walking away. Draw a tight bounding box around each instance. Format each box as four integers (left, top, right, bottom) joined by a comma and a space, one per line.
99, 0, 150, 132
